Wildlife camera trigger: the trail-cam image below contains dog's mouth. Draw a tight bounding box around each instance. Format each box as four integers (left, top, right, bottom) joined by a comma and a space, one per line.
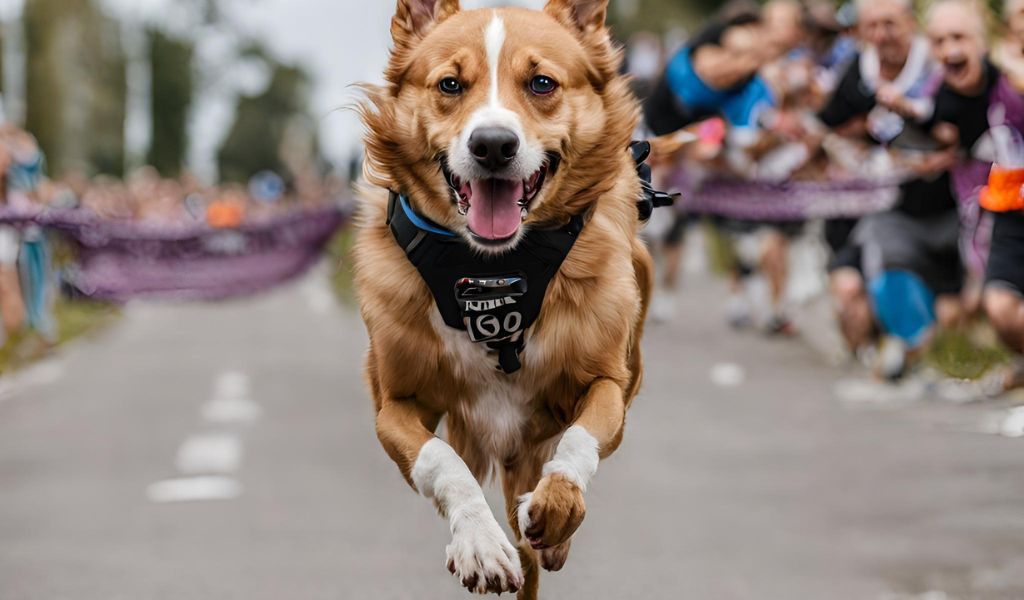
443, 154, 559, 244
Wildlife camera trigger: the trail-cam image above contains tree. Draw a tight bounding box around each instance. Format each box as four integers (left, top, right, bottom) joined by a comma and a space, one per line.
24, 0, 126, 177
147, 29, 194, 177
216, 61, 312, 184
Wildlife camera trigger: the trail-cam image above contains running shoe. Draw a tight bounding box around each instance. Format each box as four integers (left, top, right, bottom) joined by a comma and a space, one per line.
876, 336, 909, 382
764, 314, 797, 337
726, 295, 753, 330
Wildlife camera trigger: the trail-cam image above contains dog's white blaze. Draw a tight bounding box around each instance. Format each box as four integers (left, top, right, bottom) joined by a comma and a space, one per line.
542, 425, 600, 492
447, 13, 544, 184
485, 13, 506, 110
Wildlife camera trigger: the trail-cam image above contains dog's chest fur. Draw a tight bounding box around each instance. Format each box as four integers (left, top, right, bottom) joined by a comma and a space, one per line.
429, 311, 547, 460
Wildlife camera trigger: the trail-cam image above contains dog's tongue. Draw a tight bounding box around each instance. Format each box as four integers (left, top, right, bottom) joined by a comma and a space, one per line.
467, 178, 523, 240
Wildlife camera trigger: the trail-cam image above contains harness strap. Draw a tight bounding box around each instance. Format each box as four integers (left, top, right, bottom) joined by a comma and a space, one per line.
386, 141, 676, 376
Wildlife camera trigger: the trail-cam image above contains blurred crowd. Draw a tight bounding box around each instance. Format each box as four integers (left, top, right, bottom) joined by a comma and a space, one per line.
0, 117, 349, 352
630, 0, 1024, 394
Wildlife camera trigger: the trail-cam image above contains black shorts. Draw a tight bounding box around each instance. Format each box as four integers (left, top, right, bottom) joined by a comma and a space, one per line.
825, 218, 862, 273
664, 212, 689, 245
986, 211, 1024, 296
855, 209, 965, 296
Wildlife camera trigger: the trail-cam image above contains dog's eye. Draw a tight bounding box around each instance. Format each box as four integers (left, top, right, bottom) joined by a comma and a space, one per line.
529, 75, 557, 96
439, 77, 463, 95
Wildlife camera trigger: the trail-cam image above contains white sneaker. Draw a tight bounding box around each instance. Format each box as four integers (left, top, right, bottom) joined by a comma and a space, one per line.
725, 295, 753, 329
876, 337, 909, 382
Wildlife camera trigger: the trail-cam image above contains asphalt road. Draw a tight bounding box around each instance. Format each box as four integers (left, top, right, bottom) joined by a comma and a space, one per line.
2, 267, 1023, 600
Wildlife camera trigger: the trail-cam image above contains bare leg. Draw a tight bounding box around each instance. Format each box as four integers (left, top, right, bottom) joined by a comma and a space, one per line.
662, 240, 684, 292
984, 287, 1024, 353
935, 293, 965, 331
829, 267, 874, 352
761, 229, 789, 317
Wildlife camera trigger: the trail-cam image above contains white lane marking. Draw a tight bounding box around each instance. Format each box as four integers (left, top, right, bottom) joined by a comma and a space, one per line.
710, 363, 746, 388
203, 396, 262, 424
150, 369, 257, 504
175, 433, 243, 474
147, 476, 242, 503
203, 369, 262, 424
214, 370, 249, 398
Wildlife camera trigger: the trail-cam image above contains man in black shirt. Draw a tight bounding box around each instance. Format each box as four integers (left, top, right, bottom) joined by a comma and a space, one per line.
819, 0, 963, 378
926, 0, 1024, 392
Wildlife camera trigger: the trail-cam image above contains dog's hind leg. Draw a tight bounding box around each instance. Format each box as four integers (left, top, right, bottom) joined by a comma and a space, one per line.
502, 456, 546, 600
626, 241, 654, 403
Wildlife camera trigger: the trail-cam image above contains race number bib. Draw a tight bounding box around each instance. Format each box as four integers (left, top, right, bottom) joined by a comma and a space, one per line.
454, 275, 527, 343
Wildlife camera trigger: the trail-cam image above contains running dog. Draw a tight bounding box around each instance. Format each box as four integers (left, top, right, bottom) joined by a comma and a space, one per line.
354, 1, 652, 597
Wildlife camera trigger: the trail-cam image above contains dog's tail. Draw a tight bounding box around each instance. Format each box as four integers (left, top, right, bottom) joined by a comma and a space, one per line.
645, 128, 701, 166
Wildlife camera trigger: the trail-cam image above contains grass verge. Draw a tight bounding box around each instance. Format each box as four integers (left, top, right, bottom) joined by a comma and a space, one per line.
0, 299, 119, 375
326, 226, 358, 307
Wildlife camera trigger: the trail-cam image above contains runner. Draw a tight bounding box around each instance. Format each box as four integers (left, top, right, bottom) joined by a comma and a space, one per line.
927, 1, 1024, 393
643, 1, 805, 329
818, 0, 964, 379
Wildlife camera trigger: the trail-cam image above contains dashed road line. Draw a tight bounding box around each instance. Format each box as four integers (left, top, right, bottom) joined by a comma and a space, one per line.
175, 433, 243, 474
147, 476, 242, 503
147, 370, 261, 504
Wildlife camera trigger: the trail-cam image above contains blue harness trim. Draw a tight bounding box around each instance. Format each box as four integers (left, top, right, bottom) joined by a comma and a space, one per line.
398, 194, 456, 237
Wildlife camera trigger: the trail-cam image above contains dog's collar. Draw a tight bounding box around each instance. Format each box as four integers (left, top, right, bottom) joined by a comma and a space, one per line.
384, 141, 676, 375
392, 193, 457, 237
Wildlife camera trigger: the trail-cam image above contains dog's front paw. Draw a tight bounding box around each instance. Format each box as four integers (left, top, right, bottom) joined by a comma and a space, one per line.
445, 506, 524, 595
517, 473, 586, 550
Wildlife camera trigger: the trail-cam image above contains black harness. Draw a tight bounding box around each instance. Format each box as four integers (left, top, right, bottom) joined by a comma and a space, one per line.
387, 141, 675, 375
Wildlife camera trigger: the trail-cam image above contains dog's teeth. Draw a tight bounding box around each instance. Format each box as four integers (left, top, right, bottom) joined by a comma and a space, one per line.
521, 207, 528, 220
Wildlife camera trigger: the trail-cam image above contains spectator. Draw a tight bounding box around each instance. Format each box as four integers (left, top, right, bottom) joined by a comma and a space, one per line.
819, 0, 963, 379
993, 0, 1024, 92
926, 0, 1024, 392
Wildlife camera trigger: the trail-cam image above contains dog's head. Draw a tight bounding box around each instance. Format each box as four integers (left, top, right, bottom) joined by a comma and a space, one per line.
361, 0, 638, 253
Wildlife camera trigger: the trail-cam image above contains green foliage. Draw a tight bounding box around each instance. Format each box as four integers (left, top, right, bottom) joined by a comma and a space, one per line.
0, 298, 118, 375
926, 328, 1012, 380
217, 62, 311, 183
23, 0, 64, 176
147, 29, 194, 177
89, 18, 128, 177
24, 0, 126, 177
326, 226, 357, 307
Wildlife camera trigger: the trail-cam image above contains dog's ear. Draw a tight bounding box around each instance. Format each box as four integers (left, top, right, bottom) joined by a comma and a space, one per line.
544, 0, 608, 34
391, 0, 460, 48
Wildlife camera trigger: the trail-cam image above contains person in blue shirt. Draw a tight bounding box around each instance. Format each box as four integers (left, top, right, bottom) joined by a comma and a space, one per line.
643, 1, 808, 331
646, 11, 783, 137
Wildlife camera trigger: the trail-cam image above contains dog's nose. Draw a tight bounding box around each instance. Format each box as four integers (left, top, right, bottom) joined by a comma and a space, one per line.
468, 127, 519, 170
